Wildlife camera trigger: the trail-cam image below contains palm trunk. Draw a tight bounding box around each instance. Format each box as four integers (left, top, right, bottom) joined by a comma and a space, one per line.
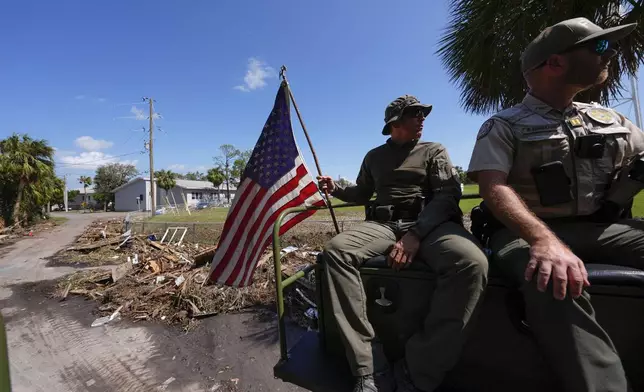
12, 179, 26, 226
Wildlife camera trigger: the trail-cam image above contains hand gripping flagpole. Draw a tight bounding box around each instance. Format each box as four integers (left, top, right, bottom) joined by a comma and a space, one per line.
280, 65, 341, 235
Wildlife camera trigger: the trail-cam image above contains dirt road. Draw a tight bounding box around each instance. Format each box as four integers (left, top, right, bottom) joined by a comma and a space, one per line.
0, 213, 304, 392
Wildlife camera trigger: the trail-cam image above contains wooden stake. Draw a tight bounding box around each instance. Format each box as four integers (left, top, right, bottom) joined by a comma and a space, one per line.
280, 66, 340, 234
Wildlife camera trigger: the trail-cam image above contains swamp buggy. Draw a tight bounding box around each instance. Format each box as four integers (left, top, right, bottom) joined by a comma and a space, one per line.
271, 196, 644, 392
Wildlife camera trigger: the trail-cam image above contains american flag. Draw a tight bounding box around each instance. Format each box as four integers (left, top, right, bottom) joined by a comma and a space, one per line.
207, 82, 326, 287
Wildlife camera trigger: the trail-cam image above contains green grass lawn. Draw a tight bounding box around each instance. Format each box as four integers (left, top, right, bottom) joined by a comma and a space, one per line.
147, 183, 641, 223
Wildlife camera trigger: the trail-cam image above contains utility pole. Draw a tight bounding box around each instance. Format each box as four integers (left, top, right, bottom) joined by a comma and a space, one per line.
143, 97, 156, 216
630, 75, 643, 129
63, 174, 68, 212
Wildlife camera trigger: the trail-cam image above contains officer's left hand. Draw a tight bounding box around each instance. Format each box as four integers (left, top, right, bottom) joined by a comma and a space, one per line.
388, 232, 420, 271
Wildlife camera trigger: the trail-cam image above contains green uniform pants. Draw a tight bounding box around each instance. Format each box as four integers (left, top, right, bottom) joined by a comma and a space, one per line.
489, 218, 644, 392
322, 220, 488, 391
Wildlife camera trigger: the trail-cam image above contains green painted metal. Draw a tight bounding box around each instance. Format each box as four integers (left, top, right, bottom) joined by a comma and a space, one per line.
272, 195, 481, 362
282, 264, 316, 289
0, 313, 11, 391
273, 203, 355, 361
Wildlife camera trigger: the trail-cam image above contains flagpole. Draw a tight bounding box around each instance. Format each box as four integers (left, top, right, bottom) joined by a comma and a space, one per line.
280, 66, 341, 235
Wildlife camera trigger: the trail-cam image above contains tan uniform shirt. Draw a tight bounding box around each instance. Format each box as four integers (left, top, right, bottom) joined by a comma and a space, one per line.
468, 93, 644, 218
332, 138, 463, 238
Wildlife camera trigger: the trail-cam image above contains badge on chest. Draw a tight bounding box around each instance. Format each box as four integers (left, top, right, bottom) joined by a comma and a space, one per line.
585, 108, 616, 125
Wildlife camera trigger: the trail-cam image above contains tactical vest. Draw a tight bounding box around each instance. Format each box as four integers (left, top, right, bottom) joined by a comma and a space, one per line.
492, 102, 631, 218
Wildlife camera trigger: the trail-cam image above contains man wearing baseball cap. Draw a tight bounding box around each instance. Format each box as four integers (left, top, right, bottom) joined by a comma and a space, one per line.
468, 17, 644, 391
318, 95, 488, 391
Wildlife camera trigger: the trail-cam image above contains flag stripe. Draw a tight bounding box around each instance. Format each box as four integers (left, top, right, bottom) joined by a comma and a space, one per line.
233, 182, 320, 286
210, 185, 268, 280
240, 198, 326, 286
222, 164, 311, 285
232, 182, 320, 286
214, 179, 254, 249
211, 161, 310, 284
208, 179, 263, 279
215, 156, 305, 260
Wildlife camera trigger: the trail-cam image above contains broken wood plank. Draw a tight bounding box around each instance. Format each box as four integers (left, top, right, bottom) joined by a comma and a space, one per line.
69, 289, 92, 295
163, 253, 179, 263
60, 283, 72, 301
193, 246, 217, 267
184, 298, 202, 315
85, 232, 120, 240
67, 237, 121, 251
148, 241, 167, 251
0, 219, 23, 234
256, 251, 272, 268
149, 259, 162, 274
111, 262, 133, 283
189, 311, 219, 320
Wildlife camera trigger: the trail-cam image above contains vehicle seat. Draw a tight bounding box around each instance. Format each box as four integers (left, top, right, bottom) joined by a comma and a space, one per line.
360, 254, 433, 273
359, 255, 644, 288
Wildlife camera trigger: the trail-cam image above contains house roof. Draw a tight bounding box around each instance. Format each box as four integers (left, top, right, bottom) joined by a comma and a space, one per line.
111, 177, 238, 193
172, 179, 213, 190
71, 187, 95, 194
111, 177, 146, 193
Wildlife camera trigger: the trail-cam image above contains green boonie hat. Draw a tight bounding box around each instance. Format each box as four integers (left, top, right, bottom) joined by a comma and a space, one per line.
521, 17, 638, 74
382, 95, 432, 135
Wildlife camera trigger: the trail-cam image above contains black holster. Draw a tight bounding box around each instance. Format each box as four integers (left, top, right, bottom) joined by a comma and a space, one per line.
365, 196, 426, 223
470, 201, 504, 247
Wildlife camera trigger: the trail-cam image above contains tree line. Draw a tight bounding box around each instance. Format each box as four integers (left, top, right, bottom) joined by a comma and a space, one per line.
156, 144, 252, 202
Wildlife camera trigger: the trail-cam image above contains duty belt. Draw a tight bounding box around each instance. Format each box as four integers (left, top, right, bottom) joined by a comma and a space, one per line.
368, 204, 420, 222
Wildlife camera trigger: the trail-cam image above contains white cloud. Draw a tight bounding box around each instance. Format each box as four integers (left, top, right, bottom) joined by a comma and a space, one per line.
75, 95, 86, 100
195, 165, 208, 172
234, 58, 276, 92
97, 97, 107, 103
168, 164, 186, 171
57, 151, 138, 170
119, 105, 161, 121
74, 136, 114, 151
131, 106, 147, 120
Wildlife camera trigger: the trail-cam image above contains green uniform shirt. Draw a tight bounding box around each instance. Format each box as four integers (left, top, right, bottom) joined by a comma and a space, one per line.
331, 138, 463, 239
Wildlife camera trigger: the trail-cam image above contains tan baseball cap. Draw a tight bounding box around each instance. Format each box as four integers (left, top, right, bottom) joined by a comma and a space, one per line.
521, 17, 637, 74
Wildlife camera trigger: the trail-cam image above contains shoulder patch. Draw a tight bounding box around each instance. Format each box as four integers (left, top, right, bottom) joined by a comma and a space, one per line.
585, 107, 616, 125
477, 119, 494, 140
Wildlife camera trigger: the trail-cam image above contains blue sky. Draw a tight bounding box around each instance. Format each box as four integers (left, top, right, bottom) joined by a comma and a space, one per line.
2, 0, 643, 190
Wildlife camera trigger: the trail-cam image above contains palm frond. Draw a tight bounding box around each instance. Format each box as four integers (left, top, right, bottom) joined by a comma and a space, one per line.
436, 0, 644, 115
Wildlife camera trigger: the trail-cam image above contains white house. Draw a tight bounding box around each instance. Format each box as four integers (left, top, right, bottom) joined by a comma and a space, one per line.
69, 187, 96, 210
112, 177, 237, 212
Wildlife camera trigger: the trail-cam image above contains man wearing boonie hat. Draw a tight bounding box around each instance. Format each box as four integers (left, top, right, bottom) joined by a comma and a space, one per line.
317, 95, 488, 391
468, 17, 644, 391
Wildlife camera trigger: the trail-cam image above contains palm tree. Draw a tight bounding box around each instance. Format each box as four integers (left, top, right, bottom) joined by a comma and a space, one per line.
436, 0, 644, 115
79, 175, 92, 210
0, 133, 55, 226
207, 167, 226, 200
155, 169, 177, 205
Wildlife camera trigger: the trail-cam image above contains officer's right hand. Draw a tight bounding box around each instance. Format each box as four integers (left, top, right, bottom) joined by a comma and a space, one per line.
316, 175, 336, 193
524, 236, 590, 300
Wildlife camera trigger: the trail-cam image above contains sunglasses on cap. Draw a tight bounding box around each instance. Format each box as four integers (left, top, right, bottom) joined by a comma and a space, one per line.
534, 39, 612, 70
401, 108, 427, 120
563, 39, 611, 55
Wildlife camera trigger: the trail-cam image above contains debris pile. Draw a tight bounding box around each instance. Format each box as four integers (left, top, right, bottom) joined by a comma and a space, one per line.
52, 218, 132, 265
0, 217, 61, 247
55, 228, 320, 329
